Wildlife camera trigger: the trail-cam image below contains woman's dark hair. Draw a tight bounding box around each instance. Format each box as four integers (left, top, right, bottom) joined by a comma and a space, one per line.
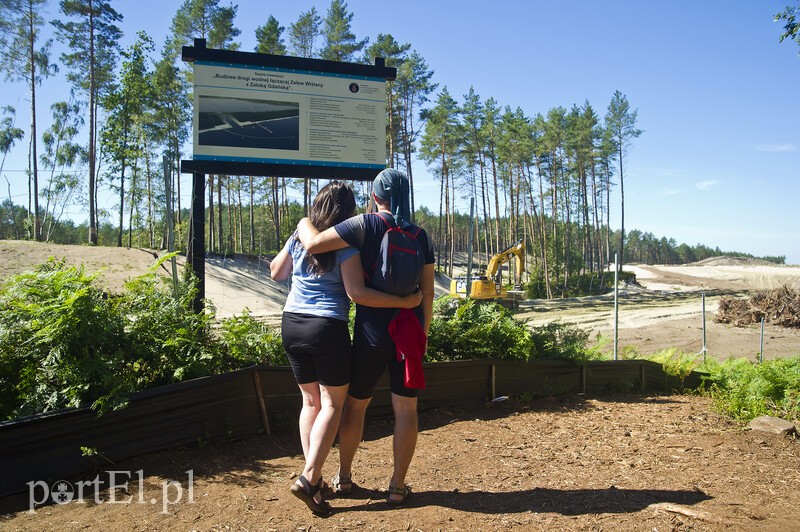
303, 181, 356, 276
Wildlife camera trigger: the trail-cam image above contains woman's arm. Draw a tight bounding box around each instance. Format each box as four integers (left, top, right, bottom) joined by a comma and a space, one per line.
419, 264, 436, 335
270, 246, 293, 281
297, 217, 348, 254
341, 255, 422, 309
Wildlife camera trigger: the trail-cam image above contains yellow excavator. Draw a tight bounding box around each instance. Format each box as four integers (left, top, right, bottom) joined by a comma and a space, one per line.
450, 239, 525, 305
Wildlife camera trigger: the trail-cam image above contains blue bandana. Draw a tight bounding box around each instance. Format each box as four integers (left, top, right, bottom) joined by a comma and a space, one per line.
372, 168, 411, 225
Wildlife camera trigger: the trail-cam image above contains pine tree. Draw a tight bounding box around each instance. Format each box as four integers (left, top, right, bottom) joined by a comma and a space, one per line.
170, 0, 240, 52
101, 32, 155, 247
152, 50, 189, 229
605, 90, 643, 273
0, 0, 58, 241
40, 99, 84, 241
53, 0, 123, 245
363, 34, 410, 167
168, 0, 240, 253
319, 0, 367, 62
420, 87, 462, 275
289, 7, 320, 58
461, 87, 489, 265
395, 51, 436, 220
255, 15, 287, 55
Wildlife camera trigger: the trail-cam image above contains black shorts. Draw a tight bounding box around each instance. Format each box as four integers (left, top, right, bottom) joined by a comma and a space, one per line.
348, 336, 419, 400
281, 312, 351, 387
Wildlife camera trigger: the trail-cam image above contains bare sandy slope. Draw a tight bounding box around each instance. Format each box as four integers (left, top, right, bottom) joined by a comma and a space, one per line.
2, 240, 799, 361
518, 262, 800, 361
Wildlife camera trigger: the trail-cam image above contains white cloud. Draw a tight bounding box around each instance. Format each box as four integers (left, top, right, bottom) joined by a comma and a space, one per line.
663, 188, 682, 196
695, 180, 718, 191
756, 143, 796, 152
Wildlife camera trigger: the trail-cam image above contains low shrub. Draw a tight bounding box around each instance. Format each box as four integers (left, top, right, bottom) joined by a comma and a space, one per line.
427, 297, 596, 363
0, 255, 268, 419
0, 259, 127, 418
110, 256, 222, 407
646, 349, 702, 380
700, 356, 800, 423
218, 309, 286, 367
530, 322, 603, 361
427, 297, 534, 362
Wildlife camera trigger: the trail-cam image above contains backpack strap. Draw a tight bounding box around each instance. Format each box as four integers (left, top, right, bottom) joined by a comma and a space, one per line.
373, 211, 396, 229
374, 212, 421, 238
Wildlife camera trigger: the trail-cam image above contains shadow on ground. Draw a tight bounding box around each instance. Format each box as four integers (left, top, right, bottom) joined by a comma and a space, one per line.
337, 485, 711, 516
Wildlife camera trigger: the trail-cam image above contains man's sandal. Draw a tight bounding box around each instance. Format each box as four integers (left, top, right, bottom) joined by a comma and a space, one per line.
386, 484, 412, 506
331, 474, 353, 495
290, 475, 332, 516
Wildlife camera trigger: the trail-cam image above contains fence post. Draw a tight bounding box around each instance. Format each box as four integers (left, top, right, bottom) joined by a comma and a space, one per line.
701, 293, 708, 362
640, 363, 646, 392
252, 371, 271, 436
580, 364, 587, 394
613, 253, 619, 361
490, 363, 496, 400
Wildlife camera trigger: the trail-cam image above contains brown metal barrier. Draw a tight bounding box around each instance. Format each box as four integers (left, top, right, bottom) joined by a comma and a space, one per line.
0, 360, 703, 497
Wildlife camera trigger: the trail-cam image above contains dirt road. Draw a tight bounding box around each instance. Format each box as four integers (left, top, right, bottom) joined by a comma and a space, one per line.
518, 261, 800, 361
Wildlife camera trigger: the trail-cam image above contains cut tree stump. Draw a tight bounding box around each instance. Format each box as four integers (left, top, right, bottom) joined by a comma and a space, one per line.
748, 415, 797, 435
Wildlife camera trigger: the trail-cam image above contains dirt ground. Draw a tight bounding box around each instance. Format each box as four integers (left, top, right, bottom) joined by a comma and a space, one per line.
2, 242, 800, 530
1, 395, 799, 531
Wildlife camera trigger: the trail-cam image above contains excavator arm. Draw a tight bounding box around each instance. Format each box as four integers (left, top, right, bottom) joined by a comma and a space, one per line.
450, 239, 525, 305
486, 239, 525, 287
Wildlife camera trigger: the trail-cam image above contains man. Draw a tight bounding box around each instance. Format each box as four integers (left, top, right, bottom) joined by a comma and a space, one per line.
296, 168, 435, 505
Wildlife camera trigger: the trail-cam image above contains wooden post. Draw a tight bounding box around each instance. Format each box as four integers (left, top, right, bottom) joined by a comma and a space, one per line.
252, 371, 271, 436
580, 364, 587, 394
490, 363, 496, 400
640, 363, 646, 392
189, 171, 206, 313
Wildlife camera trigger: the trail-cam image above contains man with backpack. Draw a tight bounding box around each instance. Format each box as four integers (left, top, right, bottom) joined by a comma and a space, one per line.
296, 168, 435, 505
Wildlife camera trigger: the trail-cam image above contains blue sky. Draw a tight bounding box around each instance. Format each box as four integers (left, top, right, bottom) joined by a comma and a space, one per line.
3, 0, 799, 263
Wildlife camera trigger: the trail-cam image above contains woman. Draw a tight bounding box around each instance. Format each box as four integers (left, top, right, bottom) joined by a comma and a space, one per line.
270, 181, 421, 515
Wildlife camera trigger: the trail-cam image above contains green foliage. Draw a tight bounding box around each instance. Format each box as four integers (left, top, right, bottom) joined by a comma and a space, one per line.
255, 15, 287, 55
114, 256, 221, 394
0, 259, 126, 417
427, 298, 533, 362
646, 349, 702, 379
218, 309, 286, 367
530, 322, 601, 361
427, 297, 596, 363
0, 255, 292, 420
775, 5, 799, 49
319, 0, 368, 62
0, 105, 24, 156
700, 356, 800, 423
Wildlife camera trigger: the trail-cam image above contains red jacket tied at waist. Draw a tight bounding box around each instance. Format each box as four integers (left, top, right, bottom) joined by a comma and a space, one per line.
387, 309, 427, 389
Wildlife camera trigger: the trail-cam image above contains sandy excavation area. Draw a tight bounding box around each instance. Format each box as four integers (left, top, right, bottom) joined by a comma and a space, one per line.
518, 259, 800, 361
1, 241, 799, 361
1, 243, 800, 531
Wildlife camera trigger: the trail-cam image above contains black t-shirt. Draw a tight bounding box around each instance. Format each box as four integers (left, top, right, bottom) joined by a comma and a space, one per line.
334, 212, 435, 346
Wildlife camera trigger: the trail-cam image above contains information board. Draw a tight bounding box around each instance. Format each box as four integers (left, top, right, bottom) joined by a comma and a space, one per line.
193, 61, 387, 170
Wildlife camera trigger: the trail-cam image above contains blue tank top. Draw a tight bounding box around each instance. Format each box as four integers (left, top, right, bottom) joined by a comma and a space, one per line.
282, 236, 358, 321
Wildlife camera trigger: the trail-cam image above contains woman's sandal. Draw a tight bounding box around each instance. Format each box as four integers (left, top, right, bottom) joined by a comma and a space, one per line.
331, 474, 353, 495
386, 484, 412, 506
290, 475, 332, 516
